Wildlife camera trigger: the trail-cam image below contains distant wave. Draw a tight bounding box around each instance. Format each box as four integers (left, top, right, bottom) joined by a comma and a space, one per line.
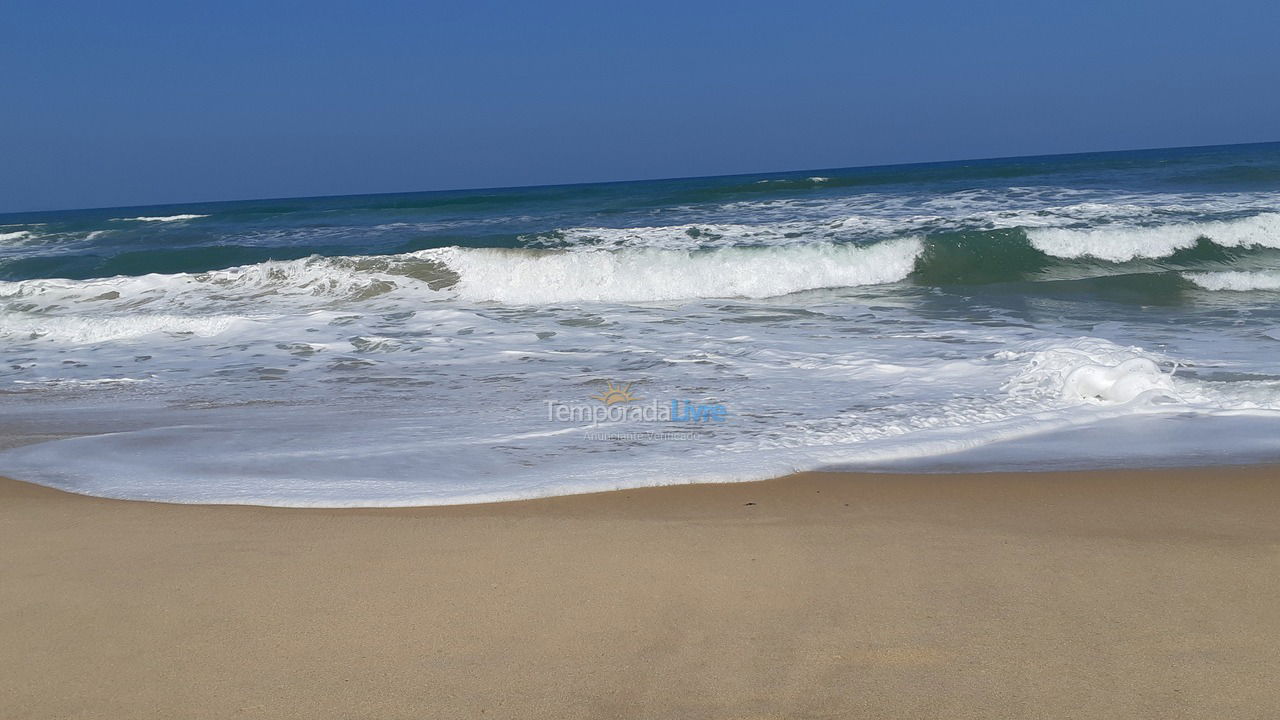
527, 222, 813, 251
112, 214, 208, 223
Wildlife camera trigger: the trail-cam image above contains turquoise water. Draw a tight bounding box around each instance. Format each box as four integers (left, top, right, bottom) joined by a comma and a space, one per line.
3, 143, 1280, 505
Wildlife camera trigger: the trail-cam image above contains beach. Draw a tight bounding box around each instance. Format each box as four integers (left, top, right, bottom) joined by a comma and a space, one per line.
4, 467, 1279, 719
6, 3, 1278, 716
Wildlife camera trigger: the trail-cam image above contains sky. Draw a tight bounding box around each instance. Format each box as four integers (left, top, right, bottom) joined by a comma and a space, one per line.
2, 0, 1278, 213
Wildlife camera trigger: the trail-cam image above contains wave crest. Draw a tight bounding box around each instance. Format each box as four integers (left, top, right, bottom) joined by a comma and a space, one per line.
1027, 213, 1280, 262
1183, 271, 1280, 291
0, 254, 452, 316
420, 239, 922, 303
112, 214, 209, 223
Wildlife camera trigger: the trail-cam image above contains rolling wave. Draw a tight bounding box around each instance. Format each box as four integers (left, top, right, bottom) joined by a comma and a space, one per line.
1026, 213, 1280, 262
419, 240, 921, 303
2, 213, 1278, 309
0, 253, 451, 318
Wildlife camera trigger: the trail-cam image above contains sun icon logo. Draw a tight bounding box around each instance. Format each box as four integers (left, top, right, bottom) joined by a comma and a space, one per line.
592, 380, 639, 406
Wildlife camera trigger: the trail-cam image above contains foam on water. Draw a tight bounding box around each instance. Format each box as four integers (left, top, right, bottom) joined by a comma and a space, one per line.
422, 239, 922, 303
1061, 358, 1176, 404
5, 145, 1280, 505
1027, 213, 1280, 262
0, 253, 449, 314
112, 214, 209, 222
530, 200, 1239, 252
1, 314, 242, 344
1, 332, 1278, 506
1184, 271, 1280, 292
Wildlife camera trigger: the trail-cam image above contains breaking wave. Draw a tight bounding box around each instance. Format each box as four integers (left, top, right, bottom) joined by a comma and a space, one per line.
419, 239, 922, 303
0, 253, 452, 317
1183, 271, 1280, 292
2, 212, 1279, 311
1027, 213, 1280, 262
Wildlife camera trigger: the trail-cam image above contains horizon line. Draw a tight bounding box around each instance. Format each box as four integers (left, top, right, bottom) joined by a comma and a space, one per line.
4, 138, 1276, 218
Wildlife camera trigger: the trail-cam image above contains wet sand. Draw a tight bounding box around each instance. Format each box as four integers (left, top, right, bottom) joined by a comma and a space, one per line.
3, 467, 1280, 718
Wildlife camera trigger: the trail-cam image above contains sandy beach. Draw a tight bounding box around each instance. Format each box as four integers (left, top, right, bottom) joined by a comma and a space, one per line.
3, 467, 1280, 719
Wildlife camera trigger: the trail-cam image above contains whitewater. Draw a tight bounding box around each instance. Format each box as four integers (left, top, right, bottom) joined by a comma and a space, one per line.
3, 142, 1280, 506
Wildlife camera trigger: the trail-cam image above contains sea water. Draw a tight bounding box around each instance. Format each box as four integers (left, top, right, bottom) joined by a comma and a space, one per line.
3, 143, 1280, 505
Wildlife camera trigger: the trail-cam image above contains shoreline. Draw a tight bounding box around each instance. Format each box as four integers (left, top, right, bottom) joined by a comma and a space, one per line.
4, 467, 1280, 717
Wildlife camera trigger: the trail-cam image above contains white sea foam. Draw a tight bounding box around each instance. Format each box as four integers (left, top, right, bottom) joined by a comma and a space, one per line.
422, 238, 922, 303
0, 231, 31, 242
5, 183, 1280, 506
0, 253, 447, 315
533, 223, 797, 250
1183, 271, 1280, 291
3, 192, 1280, 505
113, 214, 208, 222
1060, 358, 1177, 404
3, 331, 1278, 507
533, 203, 1280, 255
1028, 213, 1280, 262
711, 187, 1280, 237
13, 377, 150, 386
0, 314, 242, 343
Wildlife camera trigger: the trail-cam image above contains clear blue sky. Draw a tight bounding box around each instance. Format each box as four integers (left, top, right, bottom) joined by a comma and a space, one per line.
3, 0, 1277, 212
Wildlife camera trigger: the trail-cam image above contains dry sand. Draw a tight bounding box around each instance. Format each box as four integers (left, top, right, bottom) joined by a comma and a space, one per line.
3, 467, 1280, 719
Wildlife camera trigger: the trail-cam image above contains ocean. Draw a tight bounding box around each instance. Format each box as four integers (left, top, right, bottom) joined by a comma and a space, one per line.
3, 142, 1280, 506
